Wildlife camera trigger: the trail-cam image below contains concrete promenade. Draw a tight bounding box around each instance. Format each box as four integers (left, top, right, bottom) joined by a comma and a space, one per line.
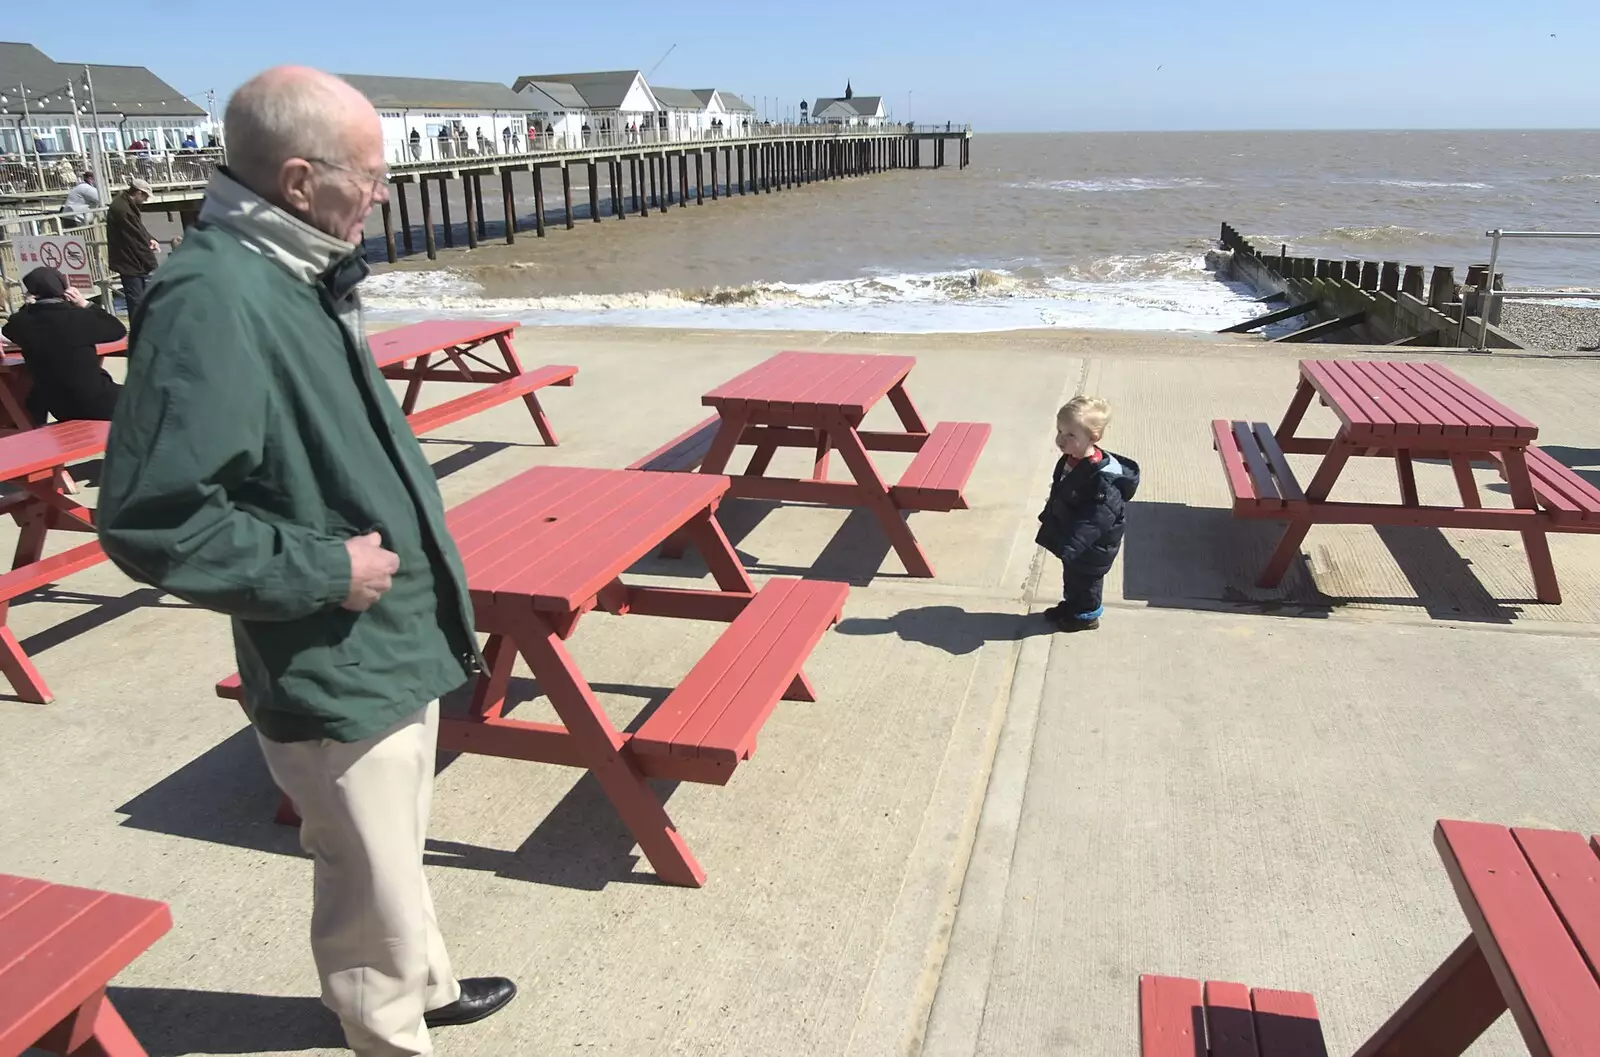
4, 327, 1599, 1056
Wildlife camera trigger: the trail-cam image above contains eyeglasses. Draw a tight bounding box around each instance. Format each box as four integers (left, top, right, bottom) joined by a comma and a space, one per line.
304, 157, 390, 197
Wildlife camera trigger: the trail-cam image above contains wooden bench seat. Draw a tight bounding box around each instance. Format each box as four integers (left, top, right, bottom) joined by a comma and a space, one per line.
1141, 974, 1328, 1057
0, 540, 103, 604
1494, 445, 1600, 530
1212, 419, 1306, 514
629, 578, 848, 785
629, 415, 722, 473
213, 674, 301, 826
405, 364, 576, 437
891, 421, 990, 511
0, 873, 171, 1057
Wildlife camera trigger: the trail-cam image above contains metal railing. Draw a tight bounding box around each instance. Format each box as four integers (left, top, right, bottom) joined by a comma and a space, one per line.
0, 149, 225, 197
1476, 229, 1600, 350
0, 206, 116, 315
385, 120, 967, 168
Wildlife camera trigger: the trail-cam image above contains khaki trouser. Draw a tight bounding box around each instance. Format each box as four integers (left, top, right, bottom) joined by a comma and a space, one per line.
257, 700, 461, 1057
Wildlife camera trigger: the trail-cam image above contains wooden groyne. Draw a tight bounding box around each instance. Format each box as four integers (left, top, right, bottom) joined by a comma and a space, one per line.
1218, 223, 1524, 349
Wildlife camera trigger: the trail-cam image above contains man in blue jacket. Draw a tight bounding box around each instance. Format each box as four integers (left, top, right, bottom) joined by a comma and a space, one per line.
97, 66, 515, 1056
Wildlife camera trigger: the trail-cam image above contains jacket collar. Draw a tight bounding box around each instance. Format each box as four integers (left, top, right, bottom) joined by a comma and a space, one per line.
199, 168, 364, 291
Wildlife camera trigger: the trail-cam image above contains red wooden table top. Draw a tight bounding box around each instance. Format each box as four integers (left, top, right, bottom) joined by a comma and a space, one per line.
1436, 819, 1600, 1056
0, 874, 171, 1057
703, 351, 916, 416
367, 319, 520, 370
1302, 359, 1539, 442
0, 421, 108, 481
447, 465, 729, 614
1, 338, 127, 370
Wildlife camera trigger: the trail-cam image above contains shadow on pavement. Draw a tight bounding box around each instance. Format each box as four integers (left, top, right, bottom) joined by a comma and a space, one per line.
836, 605, 1050, 656
109, 986, 339, 1055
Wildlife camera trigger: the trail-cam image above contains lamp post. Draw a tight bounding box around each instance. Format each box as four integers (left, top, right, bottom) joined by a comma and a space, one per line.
1, 84, 46, 187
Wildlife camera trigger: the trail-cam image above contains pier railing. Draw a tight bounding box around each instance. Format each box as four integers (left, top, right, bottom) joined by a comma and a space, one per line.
385, 121, 969, 168
0, 206, 118, 314
1475, 229, 1600, 351
0, 148, 224, 197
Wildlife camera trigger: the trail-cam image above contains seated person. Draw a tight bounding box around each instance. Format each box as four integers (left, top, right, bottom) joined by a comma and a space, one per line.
1, 267, 126, 423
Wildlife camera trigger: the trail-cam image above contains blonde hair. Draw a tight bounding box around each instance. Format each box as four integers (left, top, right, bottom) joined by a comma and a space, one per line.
1058, 395, 1111, 437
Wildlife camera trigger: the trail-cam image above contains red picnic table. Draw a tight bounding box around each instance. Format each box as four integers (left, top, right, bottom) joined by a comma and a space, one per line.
0, 421, 108, 704
219, 465, 849, 887
0, 873, 171, 1057
1214, 358, 1600, 605
630, 351, 990, 577
367, 319, 576, 443
0, 338, 126, 434
1141, 819, 1600, 1057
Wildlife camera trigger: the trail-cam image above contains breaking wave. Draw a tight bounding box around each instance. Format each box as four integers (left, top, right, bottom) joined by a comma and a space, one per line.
362, 253, 1263, 334
1008, 177, 1217, 193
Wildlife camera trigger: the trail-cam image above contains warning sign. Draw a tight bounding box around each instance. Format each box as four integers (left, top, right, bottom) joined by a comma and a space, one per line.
14, 234, 95, 290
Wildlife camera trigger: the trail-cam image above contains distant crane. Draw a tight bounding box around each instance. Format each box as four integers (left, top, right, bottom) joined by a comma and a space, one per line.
647, 44, 677, 80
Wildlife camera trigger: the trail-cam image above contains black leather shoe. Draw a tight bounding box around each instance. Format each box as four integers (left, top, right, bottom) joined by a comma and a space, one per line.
425, 977, 517, 1028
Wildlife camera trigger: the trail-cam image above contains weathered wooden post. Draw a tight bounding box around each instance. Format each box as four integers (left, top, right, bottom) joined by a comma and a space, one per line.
1402, 264, 1425, 297
532, 166, 547, 236
737, 146, 746, 194
1464, 264, 1489, 321
1360, 261, 1380, 290
462, 176, 478, 249
381, 200, 397, 263
1380, 261, 1400, 295
1315, 260, 1330, 278
1489, 273, 1505, 325
1428, 266, 1457, 309
561, 162, 575, 230
396, 180, 413, 255
439, 177, 453, 248
633, 158, 646, 216
420, 177, 437, 260
1344, 260, 1361, 283
678, 152, 689, 208
695, 151, 705, 204
473, 174, 487, 240
501, 170, 517, 241
587, 160, 600, 223
648, 153, 659, 208
710, 149, 719, 199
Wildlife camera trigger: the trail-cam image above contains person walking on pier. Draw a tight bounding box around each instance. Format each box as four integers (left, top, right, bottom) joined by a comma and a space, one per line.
96, 65, 516, 1057
409, 128, 422, 160
61, 171, 99, 228
106, 178, 159, 321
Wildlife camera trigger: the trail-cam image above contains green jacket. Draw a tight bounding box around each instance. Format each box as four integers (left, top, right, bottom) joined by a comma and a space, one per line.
97, 170, 480, 743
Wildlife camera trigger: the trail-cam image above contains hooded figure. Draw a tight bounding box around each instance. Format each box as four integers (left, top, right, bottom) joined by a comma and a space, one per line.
1, 267, 125, 423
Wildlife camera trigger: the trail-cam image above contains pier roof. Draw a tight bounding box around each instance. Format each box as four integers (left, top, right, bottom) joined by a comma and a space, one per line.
813, 95, 884, 119
339, 73, 532, 113
0, 42, 204, 117
717, 92, 756, 113
512, 71, 650, 111
653, 86, 707, 110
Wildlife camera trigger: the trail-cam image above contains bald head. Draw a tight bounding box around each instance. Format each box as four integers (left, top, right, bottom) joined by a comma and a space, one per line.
222, 66, 388, 243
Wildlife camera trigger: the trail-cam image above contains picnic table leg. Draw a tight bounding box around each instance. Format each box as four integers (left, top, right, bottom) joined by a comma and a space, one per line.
744, 442, 777, 477
825, 413, 936, 578
1274, 377, 1316, 442
522, 392, 560, 446
516, 613, 706, 887
1396, 450, 1420, 506
0, 375, 33, 433
400, 352, 434, 415
469, 635, 516, 720
1260, 442, 1353, 588
812, 430, 831, 481
0, 627, 52, 704
1451, 454, 1482, 508
887, 382, 930, 434
1351, 934, 1506, 1057
662, 412, 750, 560
1500, 447, 1562, 604
684, 511, 755, 593
37, 986, 156, 1057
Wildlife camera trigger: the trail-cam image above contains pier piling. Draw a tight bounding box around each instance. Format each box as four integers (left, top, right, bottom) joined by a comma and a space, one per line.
463, 179, 478, 249
420, 178, 436, 260
533, 167, 547, 237
473, 175, 487, 240
502, 170, 516, 242
396, 181, 413, 255
381, 200, 396, 263
588, 161, 600, 223
439, 178, 453, 247
562, 163, 575, 230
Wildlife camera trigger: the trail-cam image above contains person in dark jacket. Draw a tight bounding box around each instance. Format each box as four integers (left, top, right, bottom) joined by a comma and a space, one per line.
0, 266, 125, 423
1036, 396, 1140, 632
106, 178, 161, 321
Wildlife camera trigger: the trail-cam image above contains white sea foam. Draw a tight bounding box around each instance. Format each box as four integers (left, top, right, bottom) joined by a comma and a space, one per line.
1008, 177, 1216, 193
1372, 179, 1492, 190
361, 256, 1262, 334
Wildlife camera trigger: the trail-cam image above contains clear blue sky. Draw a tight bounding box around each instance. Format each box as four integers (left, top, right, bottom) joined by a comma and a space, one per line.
9, 0, 1599, 130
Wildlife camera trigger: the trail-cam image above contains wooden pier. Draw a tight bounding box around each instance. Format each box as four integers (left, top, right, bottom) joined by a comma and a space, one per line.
1219, 223, 1524, 349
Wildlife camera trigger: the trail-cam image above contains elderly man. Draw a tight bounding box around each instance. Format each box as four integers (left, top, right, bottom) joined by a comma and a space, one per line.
106, 178, 160, 320
96, 67, 515, 1057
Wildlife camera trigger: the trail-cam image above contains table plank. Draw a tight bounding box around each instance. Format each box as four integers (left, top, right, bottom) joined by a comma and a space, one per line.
1351, 361, 1430, 436
1419, 363, 1538, 440
1384, 361, 1472, 436
1307, 360, 1395, 435
449, 466, 728, 613
704, 352, 917, 417
1436, 819, 1600, 1057
1516, 828, 1600, 981
367, 319, 518, 370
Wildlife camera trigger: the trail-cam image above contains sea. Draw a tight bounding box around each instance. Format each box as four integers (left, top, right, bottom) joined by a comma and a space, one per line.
358, 129, 1600, 333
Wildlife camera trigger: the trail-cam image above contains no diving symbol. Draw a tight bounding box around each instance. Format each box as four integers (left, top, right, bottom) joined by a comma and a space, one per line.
38, 241, 63, 269
63, 241, 87, 270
